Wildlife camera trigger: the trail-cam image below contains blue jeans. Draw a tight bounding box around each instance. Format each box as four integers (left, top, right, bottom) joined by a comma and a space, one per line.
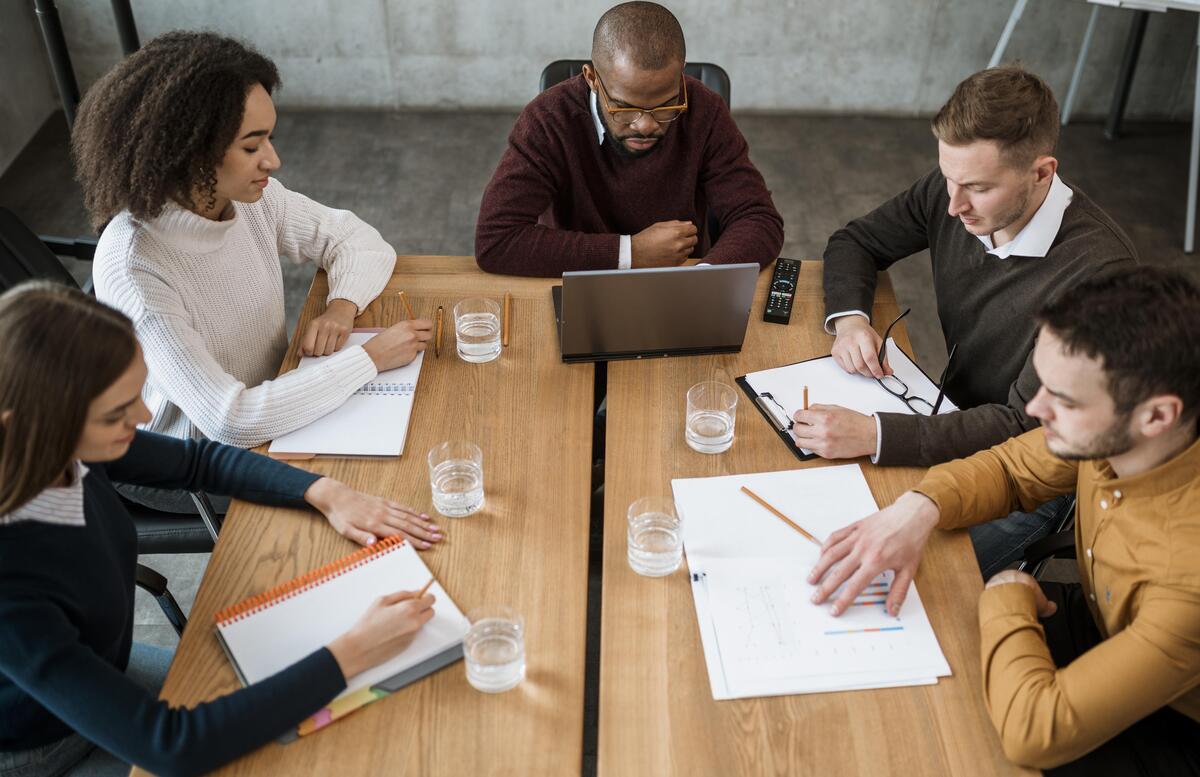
0, 643, 174, 777
969, 494, 1074, 580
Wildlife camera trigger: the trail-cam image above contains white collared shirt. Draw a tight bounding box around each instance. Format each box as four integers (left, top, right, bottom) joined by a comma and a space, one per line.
590, 89, 633, 269
0, 461, 89, 526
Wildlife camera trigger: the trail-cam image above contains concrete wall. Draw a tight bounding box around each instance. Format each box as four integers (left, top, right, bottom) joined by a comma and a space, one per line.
0, 3, 61, 173
2, 0, 1196, 174
50, 0, 1196, 117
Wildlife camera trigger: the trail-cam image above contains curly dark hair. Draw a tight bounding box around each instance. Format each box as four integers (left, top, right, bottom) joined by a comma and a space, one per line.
71, 31, 280, 231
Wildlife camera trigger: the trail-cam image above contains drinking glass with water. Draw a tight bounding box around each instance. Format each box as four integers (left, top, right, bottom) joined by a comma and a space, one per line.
685, 381, 737, 454
454, 297, 501, 363
627, 496, 683, 577
427, 440, 485, 517
464, 606, 525, 693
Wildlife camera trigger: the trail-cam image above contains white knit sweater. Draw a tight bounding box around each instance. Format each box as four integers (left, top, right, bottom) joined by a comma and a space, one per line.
93, 178, 395, 447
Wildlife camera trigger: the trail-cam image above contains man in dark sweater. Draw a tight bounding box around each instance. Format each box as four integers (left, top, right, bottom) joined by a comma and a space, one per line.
795, 66, 1137, 576
474, 1, 783, 276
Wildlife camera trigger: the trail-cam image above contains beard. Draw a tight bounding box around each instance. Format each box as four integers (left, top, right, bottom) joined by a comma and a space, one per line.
985, 182, 1034, 236
1047, 414, 1136, 461
604, 128, 664, 158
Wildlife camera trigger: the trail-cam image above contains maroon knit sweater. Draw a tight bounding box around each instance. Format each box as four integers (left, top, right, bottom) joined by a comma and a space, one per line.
474, 74, 784, 277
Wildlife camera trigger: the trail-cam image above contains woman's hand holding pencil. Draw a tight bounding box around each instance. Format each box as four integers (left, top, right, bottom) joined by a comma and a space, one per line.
327, 586, 437, 680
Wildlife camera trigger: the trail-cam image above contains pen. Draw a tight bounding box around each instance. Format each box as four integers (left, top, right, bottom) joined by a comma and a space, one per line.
803, 385, 809, 411
502, 291, 511, 347
398, 291, 415, 321
435, 305, 444, 358
931, 343, 957, 415
739, 486, 821, 547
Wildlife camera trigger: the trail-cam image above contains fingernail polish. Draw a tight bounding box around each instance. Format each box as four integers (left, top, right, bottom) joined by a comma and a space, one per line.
810, 593, 819, 603
366, 536, 376, 545
831, 605, 841, 616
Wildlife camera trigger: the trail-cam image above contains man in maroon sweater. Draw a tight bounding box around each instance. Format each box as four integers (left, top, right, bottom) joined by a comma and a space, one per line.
475, 1, 784, 277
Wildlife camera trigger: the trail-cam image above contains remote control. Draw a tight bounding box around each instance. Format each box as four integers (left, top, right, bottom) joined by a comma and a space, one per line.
763, 257, 800, 324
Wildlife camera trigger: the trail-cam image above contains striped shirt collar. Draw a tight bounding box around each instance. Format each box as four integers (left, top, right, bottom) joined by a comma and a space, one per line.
0, 461, 89, 527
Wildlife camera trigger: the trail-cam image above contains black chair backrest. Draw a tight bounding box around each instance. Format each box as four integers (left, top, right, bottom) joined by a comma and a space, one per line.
0, 207, 80, 292
539, 60, 731, 106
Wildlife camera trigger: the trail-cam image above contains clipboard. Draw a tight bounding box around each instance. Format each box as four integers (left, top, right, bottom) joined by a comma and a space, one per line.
736, 340, 958, 461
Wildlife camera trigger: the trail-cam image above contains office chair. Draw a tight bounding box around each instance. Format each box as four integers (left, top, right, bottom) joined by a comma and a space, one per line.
539, 59, 731, 106
1, 206, 219, 630
1018, 496, 1078, 579
538, 60, 732, 250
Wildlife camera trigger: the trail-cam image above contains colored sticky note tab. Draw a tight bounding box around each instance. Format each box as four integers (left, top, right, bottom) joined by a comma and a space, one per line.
298, 687, 388, 736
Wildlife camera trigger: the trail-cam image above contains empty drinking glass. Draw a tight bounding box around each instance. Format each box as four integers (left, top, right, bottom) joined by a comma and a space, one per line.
464, 606, 525, 693
454, 297, 501, 363
685, 381, 737, 454
627, 496, 683, 577
427, 440, 485, 517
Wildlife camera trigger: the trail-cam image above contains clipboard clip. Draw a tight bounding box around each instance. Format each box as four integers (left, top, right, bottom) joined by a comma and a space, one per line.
754, 392, 794, 432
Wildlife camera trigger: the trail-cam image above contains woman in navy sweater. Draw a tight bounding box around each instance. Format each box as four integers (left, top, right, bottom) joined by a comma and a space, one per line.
0, 282, 439, 777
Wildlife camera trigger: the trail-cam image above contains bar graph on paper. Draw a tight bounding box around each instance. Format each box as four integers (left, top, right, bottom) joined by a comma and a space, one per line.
700, 559, 950, 697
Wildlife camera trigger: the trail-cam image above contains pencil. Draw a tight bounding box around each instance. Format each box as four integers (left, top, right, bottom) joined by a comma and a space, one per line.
398, 291, 415, 321
435, 305, 444, 358
417, 576, 435, 597
803, 385, 809, 411
739, 486, 821, 546
502, 291, 511, 347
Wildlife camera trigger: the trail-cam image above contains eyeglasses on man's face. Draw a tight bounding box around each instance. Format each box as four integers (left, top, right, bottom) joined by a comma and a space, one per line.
594, 69, 689, 126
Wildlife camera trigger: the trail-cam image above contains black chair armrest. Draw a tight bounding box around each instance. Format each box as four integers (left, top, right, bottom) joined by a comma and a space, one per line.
134, 562, 168, 597
1022, 530, 1077, 568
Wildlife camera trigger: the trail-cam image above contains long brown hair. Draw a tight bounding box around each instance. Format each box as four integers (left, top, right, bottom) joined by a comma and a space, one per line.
0, 282, 138, 514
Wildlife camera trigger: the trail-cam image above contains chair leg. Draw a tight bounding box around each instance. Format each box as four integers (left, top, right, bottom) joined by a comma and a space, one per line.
1186, 19, 1200, 254
989, 0, 1029, 69
1062, 5, 1100, 126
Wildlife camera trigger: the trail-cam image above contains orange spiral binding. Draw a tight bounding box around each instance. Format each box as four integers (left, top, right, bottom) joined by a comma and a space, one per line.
214, 535, 407, 626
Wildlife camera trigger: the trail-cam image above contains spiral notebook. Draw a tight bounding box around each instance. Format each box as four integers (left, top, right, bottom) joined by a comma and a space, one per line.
214, 536, 467, 738
268, 330, 424, 459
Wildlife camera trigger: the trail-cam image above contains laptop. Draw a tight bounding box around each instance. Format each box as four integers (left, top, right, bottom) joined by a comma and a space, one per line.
551, 263, 760, 363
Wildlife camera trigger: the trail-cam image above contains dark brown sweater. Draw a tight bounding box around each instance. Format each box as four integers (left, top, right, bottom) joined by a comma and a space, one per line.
474, 74, 784, 276
824, 168, 1138, 466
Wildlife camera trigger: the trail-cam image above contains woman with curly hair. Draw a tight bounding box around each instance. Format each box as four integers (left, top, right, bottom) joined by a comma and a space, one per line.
76, 32, 432, 512
0, 282, 436, 776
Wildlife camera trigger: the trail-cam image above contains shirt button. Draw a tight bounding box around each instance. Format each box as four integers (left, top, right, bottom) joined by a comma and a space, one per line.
1090, 593, 1097, 602
1087, 548, 1094, 559
1113, 489, 1123, 504
1100, 499, 1109, 509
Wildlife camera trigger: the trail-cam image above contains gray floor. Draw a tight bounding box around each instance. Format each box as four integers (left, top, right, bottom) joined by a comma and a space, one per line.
2, 109, 1196, 643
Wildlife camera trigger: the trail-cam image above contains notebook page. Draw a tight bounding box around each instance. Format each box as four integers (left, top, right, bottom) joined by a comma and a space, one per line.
268, 332, 423, 456
217, 541, 467, 699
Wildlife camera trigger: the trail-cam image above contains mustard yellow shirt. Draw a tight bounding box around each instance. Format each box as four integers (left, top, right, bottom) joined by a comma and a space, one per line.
915, 427, 1200, 769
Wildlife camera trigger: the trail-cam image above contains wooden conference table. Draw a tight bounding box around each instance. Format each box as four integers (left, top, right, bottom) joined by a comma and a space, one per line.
139, 256, 1027, 776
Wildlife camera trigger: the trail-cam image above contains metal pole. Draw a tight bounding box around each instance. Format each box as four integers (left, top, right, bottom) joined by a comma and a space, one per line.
1105, 9, 1150, 141
32, 0, 80, 128
1062, 5, 1100, 126
1185, 19, 1199, 254
110, 0, 139, 55
989, 0, 1028, 69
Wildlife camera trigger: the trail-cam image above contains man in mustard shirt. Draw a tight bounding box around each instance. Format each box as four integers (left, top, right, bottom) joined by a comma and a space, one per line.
807, 267, 1200, 773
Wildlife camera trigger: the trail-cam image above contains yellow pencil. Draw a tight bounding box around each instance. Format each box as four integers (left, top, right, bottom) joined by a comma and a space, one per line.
398, 291, 415, 320
417, 576, 435, 597
502, 291, 512, 347
803, 385, 809, 411
435, 305, 444, 358
739, 486, 821, 546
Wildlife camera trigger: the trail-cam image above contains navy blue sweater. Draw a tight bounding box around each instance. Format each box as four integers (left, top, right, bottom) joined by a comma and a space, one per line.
0, 432, 346, 776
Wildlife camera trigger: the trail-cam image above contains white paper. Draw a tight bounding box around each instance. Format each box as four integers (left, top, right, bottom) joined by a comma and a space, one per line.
217, 540, 467, 699
268, 332, 423, 457
673, 466, 952, 701
741, 338, 957, 456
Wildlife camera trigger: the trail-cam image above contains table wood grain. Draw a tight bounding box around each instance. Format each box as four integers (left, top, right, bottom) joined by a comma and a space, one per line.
137, 256, 593, 776
597, 262, 1035, 776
